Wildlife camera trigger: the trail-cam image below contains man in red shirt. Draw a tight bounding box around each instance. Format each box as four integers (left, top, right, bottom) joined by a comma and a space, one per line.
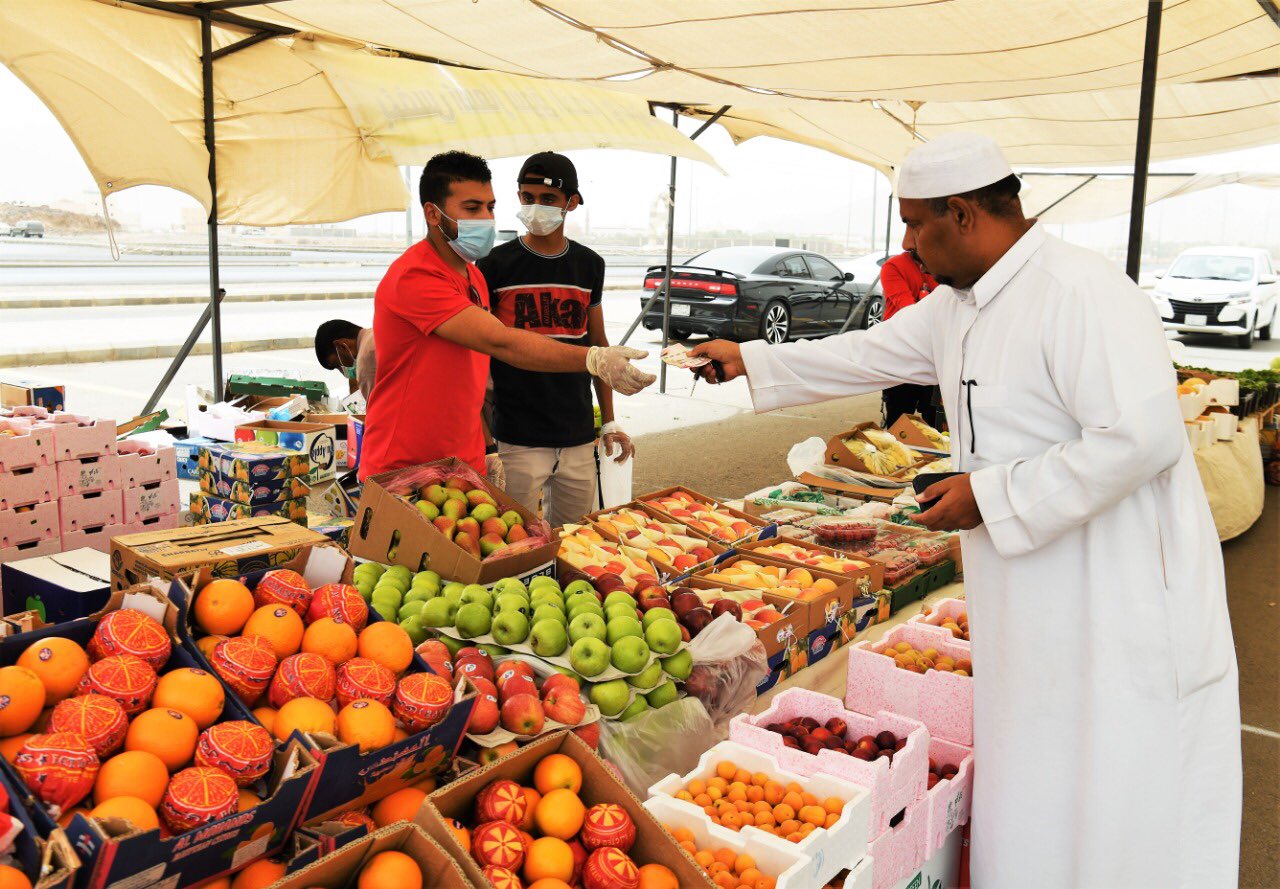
359, 151, 654, 483
878, 248, 941, 427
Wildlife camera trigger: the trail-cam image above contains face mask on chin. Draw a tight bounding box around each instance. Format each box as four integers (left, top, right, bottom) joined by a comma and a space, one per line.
432, 204, 496, 261
516, 203, 565, 237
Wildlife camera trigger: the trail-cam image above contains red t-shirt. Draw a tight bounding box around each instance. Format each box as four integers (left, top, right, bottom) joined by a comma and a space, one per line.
359, 240, 489, 480
880, 252, 938, 321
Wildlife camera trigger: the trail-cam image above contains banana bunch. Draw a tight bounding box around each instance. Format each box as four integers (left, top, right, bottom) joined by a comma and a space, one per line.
844, 438, 900, 475
902, 457, 953, 481
910, 418, 950, 449
861, 428, 921, 470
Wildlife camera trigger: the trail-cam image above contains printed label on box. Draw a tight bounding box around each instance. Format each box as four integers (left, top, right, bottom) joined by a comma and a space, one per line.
220, 541, 271, 556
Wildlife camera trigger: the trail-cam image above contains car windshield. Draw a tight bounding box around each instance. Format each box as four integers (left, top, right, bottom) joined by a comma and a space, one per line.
685, 247, 783, 276
1168, 254, 1255, 282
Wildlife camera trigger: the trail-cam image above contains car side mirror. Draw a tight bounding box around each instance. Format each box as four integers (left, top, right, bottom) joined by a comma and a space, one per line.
1260, 275, 1277, 285
843, 271, 855, 281
1153, 269, 1165, 279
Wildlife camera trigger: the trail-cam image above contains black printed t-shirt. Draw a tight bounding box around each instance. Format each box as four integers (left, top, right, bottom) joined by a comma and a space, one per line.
477, 238, 605, 448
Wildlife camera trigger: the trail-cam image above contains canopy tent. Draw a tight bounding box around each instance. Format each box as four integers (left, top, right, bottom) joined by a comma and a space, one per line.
1021, 171, 1280, 225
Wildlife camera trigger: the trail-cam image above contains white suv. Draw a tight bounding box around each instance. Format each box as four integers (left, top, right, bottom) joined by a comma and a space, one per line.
1152, 247, 1278, 349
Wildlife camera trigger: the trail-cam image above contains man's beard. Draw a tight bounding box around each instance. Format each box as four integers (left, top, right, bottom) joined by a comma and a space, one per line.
934, 274, 955, 287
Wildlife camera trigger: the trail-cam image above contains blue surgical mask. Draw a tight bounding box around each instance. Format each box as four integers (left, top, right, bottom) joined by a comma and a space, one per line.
341, 364, 357, 380
434, 205, 496, 261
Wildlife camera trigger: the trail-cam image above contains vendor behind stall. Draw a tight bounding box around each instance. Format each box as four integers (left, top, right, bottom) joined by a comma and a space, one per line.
358, 151, 654, 486
314, 319, 375, 400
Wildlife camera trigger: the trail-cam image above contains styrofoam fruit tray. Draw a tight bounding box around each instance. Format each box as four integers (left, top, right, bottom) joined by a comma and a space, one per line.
921, 735, 973, 856
869, 798, 929, 889
465, 653, 602, 747
906, 597, 969, 649
648, 739, 871, 887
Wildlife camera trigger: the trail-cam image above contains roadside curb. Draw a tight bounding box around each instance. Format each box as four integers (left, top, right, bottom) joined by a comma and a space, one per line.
0, 336, 313, 368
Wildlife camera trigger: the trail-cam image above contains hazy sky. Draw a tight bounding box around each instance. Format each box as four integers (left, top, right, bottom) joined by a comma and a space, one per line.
2, 63, 1278, 254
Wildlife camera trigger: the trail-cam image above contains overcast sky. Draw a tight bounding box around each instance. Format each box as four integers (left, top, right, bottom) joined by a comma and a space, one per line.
2, 63, 1277, 254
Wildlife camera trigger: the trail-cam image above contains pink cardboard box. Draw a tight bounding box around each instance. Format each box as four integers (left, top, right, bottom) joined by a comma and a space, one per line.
117, 441, 178, 488
61, 522, 131, 554
846, 624, 974, 746
0, 418, 54, 473
0, 535, 63, 565
0, 463, 57, 510
922, 735, 973, 855
37, 412, 116, 462
122, 512, 182, 536
730, 687, 929, 836
56, 454, 121, 497
906, 598, 970, 651
0, 501, 60, 549
869, 799, 929, 889
59, 490, 124, 534
122, 479, 180, 523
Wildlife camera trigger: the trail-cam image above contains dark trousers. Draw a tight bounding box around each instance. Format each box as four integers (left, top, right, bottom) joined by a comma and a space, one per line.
883, 383, 940, 429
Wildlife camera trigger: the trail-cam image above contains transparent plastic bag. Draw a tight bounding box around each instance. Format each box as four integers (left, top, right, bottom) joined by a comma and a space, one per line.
685, 614, 770, 731
598, 697, 717, 796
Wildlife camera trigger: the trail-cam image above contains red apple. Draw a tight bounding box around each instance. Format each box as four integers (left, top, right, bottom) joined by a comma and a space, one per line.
810, 727, 832, 743
851, 747, 875, 761
572, 722, 600, 750
782, 735, 800, 749
496, 661, 536, 687
540, 673, 580, 699
455, 657, 495, 683
499, 676, 538, 702
875, 730, 897, 750
801, 736, 825, 755
825, 717, 848, 738
799, 717, 820, 730
542, 687, 586, 726
500, 693, 545, 736
468, 691, 500, 734
710, 600, 742, 621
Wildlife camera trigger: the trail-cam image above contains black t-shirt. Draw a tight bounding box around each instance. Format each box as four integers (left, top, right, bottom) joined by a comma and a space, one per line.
477, 238, 605, 448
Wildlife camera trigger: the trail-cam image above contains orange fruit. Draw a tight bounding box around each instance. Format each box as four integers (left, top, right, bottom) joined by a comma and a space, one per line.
533, 788, 585, 840
371, 787, 427, 827
89, 796, 159, 831
238, 788, 260, 811
153, 668, 226, 729
273, 697, 336, 742
526, 881, 572, 889
125, 707, 199, 771
196, 635, 227, 660
95, 750, 169, 807
336, 699, 395, 753
0, 734, 32, 762
822, 797, 843, 814
671, 826, 694, 844
523, 836, 574, 882
443, 817, 470, 849
16, 638, 88, 703
252, 706, 277, 735
358, 850, 422, 889
0, 865, 31, 889
734, 854, 755, 874
799, 805, 826, 826
195, 579, 255, 635
713, 874, 736, 889
301, 618, 358, 665
357, 623, 414, 674
0, 666, 45, 736
694, 850, 714, 868
229, 859, 285, 889
519, 786, 541, 830
533, 753, 582, 794
781, 791, 804, 812
242, 606, 304, 660
739, 869, 763, 885
716, 761, 737, 781
56, 807, 89, 828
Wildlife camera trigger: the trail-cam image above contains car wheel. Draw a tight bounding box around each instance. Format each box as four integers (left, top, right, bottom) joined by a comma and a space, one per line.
760, 302, 791, 344
1236, 326, 1254, 349
863, 296, 884, 329
1260, 307, 1274, 341
669, 326, 691, 340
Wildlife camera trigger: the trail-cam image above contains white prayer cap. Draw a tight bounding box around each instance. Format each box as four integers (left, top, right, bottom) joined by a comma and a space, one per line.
895, 132, 1014, 199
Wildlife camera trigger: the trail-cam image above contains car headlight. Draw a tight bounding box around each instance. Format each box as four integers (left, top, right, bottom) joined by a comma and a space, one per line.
1227, 292, 1253, 304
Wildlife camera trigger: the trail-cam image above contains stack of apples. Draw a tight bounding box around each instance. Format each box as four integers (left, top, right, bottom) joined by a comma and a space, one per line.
749, 541, 872, 575
592, 507, 718, 572
702, 560, 839, 602
405, 476, 535, 559
666, 585, 787, 634
558, 526, 661, 591
641, 490, 760, 544
761, 716, 912, 765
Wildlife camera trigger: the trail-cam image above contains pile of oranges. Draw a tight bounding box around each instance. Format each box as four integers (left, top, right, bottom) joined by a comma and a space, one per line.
670, 760, 845, 844
662, 826, 777, 889
879, 641, 972, 676
190, 570, 450, 755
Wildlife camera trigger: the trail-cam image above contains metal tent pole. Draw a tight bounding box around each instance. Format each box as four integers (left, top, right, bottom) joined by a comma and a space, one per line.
884, 191, 893, 256
658, 107, 680, 394
1125, 0, 1164, 282
202, 12, 225, 397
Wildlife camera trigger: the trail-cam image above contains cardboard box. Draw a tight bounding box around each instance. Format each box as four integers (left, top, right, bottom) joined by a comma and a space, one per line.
35, 413, 116, 462
190, 491, 308, 525
888, 414, 950, 451
122, 478, 180, 523
0, 417, 55, 473
227, 373, 328, 402
198, 468, 310, 505
61, 522, 131, 555
824, 423, 929, 478
0, 762, 80, 889
198, 441, 310, 486
173, 436, 216, 480
235, 419, 338, 484
0, 500, 59, 548
115, 410, 168, 439
115, 440, 177, 488
55, 453, 121, 498
635, 485, 770, 545
737, 536, 885, 593
422, 731, 711, 888
303, 412, 352, 468
122, 512, 182, 537
582, 502, 727, 579
0, 535, 63, 567
58, 489, 123, 534
795, 471, 907, 504
0, 463, 57, 510
0, 379, 65, 413
271, 823, 474, 889
348, 415, 365, 469
350, 459, 558, 585
108, 515, 330, 590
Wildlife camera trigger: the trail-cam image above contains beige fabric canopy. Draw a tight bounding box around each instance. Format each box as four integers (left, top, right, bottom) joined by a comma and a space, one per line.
1021, 171, 1280, 225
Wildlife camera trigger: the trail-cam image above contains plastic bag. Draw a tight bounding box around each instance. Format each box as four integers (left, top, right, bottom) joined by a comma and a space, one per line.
597, 442, 633, 509
786, 437, 829, 477
685, 614, 770, 731
599, 697, 717, 796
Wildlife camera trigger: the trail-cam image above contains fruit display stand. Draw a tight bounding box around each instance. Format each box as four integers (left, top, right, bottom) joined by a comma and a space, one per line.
735, 536, 886, 594
582, 503, 728, 578
648, 739, 871, 888
635, 486, 770, 545
730, 688, 930, 836
270, 822, 474, 888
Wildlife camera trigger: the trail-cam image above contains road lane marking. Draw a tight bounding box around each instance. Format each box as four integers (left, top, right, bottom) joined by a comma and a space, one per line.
1242, 724, 1280, 740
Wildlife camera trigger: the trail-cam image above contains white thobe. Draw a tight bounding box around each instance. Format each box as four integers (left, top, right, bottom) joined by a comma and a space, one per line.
741, 224, 1241, 888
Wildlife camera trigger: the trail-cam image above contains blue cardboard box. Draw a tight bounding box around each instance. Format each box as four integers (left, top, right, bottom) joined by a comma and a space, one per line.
197, 442, 309, 485
0, 379, 65, 413
198, 470, 310, 506
0, 547, 110, 624
173, 436, 216, 481
190, 491, 307, 525
0, 760, 79, 889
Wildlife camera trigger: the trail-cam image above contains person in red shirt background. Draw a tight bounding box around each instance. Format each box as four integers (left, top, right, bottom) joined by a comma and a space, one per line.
359, 151, 654, 483
878, 248, 941, 427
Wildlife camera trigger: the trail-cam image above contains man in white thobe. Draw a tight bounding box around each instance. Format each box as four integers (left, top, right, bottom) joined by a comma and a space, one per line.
691, 133, 1241, 888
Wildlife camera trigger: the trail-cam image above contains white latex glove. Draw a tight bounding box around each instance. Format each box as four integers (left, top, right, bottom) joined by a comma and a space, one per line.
599, 421, 635, 463
485, 452, 506, 490
585, 346, 655, 396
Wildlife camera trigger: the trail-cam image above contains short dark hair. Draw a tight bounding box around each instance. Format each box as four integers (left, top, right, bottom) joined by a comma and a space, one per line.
315, 319, 361, 369
419, 151, 491, 207
926, 173, 1022, 219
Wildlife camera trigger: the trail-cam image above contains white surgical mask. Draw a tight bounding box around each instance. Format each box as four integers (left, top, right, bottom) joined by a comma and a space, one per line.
516, 204, 565, 237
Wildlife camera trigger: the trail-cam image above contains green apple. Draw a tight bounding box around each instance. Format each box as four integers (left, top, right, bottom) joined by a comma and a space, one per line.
610, 635, 650, 673
460, 585, 493, 610
568, 613, 607, 644
353, 562, 385, 580
437, 634, 466, 657
532, 605, 567, 626
495, 594, 529, 617
530, 618, 569, 658
454, 603, 492, 639
500, 510, 524, 528
399, 615, 428, 645
660, 649, 693, 681
470, 503, 499, 523
420, 598, 456, 628
641, 607, 676, 629
414, 569, 442, 587
569, 637, 611, 677
605, 616, 644, 646
403, 587, 433, 605
588, 678, 631, 716
645, 680, 679, 708
479, 644, 509, 658
371, 590, 403, 612
373, 602, 398, 623
604, 591, 637, 610
397, 600, 426, 621
442, 582, 466, 602
530, 593, 565, 614
563, 580, 596, 598
384, 565, 412, 581
566, 589, 599, 608
415, 500, 441, 521
492, 577, 528, 599
568, 601, 604, 621
626, 660, 664, 690
354, 579, 374, 602
528, 576, 560, 592
491, 611, 530, 646
377, 575, 410, 594
644, 618, 682, 656
605, 603, 638, 622
619, 696, 651, 722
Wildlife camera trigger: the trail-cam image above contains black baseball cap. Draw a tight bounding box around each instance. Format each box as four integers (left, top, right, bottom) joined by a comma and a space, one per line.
518, 152, 583, 204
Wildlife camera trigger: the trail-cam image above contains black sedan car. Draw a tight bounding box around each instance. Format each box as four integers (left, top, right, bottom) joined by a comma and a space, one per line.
640, 246, 876, 344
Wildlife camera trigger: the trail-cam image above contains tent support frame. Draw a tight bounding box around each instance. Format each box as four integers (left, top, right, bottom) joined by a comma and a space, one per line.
1125, 0, 1164, 282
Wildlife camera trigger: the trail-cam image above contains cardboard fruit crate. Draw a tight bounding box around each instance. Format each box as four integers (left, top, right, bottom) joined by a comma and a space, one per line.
55, 454, 121, 498
115, 441, 177, 489
0, 463, 57, 511
0, 418, 55, 474
122, 479, 180, 524
823, 422, 930, 478
58, 490, 123, 535
922, 736, 973, 856
868, 797, 929, 889
270, 823, 473, 889
0, 500, 59, 549
635, 485, 770, 545
14, 410, 115, 462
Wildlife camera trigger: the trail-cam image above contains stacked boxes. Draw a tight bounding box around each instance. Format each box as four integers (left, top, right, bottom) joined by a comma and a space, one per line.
192, 441, 310, 525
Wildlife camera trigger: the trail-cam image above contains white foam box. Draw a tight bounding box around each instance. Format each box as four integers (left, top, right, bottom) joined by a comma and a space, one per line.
117, 440, 178, 488
870, 796, 929, 889
0, 418, 54, 473
0, 464, 56, 511
643, 794, 852, 889
730, 687, 929, 836
122, 479, 181, 523
888, 822, 963, 889
906, 598, 970, 651
844, 857, 874, 889
32, 412, 116, 461
0, 501, 59, 549
922, 736, 973, 856
62, 522, 131, 554
59, 489, 124, 534
55, 453, 121, 497
648, 739, 871, 887
846, 624, 974, 746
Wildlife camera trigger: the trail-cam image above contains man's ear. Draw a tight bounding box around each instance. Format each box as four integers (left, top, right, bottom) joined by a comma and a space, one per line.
566, 195, 581, 213
422, 202, 441, 227
948, 195, 977, 235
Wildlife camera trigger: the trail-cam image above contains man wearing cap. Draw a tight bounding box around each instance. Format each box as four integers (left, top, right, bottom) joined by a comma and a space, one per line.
691, 133, 1240, 887
878, 249, 938, 427
477, 152, 635, 525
